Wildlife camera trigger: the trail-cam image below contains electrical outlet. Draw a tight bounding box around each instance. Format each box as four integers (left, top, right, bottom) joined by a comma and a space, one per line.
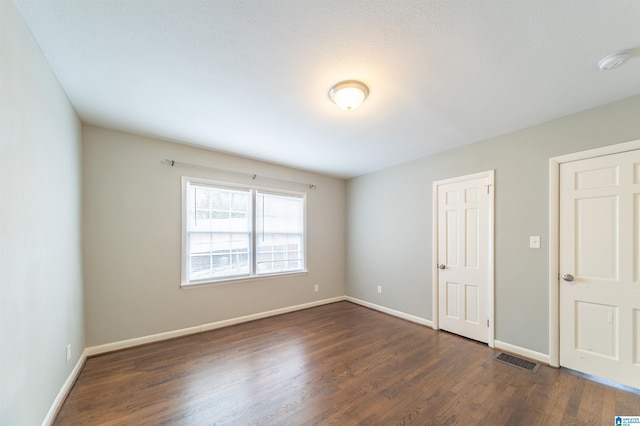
314, 284, 319, 292
529, 235, 541, 249
66, 344, 71, 363
377, 286, 382, 294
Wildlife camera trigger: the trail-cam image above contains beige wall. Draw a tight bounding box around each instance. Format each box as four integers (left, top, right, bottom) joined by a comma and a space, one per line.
346, 94, 640, 355
82, 125, 346, 347
0, 1, 84, 424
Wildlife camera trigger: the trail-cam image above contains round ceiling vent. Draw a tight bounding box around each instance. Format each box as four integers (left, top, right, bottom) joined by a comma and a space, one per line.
598, 50, 631, 71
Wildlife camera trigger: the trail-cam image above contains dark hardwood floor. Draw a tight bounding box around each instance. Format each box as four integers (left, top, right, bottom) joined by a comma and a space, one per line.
55, 301, 640, 425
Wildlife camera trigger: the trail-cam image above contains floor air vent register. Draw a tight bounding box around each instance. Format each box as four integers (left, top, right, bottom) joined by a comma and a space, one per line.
494, 352, 540, 373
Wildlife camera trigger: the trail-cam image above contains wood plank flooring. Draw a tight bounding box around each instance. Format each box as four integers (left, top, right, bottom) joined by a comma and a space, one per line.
55, 301, 640, 425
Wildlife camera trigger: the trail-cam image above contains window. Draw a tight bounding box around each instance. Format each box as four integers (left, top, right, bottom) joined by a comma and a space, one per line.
183, 178, 306, 285
256, 192, 305, 274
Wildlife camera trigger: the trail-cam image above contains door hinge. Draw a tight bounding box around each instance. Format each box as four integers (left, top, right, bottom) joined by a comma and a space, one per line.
485, 184, 494, 195
487, 319, 489, 327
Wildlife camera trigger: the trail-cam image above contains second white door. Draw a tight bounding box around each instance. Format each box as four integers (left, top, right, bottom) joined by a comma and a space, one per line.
560, 150, 640, 389
436, 172, 493, 343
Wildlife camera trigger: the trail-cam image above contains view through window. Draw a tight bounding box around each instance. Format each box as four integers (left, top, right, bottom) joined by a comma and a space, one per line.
183, 179, 305, 285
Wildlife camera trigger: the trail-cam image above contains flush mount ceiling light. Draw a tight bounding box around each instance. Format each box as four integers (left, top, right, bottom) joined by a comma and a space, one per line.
328, 80, 369, 111
598, 50, 631, 71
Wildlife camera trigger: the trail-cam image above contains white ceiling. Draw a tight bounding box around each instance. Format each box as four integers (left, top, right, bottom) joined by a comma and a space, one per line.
14, 0, 640, 178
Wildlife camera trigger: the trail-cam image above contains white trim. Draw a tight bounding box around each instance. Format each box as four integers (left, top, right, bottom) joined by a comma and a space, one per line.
86, 297, 344, 356
432, 170, 495, 185
494, 340, 550, 365
487, 171, 495, 348
345, 296, 433, 328
548, 138, 640, 368
42, 350, 88, 426
432, 170, 495, 347
181, 270, 309, 289
551, 139, 640, 164
431, 181, 439, 330
548, 159, 560, 367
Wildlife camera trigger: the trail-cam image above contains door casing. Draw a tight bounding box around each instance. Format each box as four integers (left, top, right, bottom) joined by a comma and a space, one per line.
548, 138, 640, 368
432, 170, 495, 348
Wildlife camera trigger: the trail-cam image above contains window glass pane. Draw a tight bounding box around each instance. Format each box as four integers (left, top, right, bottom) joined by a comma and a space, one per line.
196, 210, 210, 220
190, 232, 212, 254
256, 192, 304, 274
189, 233, 251, 279
211, 191, 229, 210
190, 254, 211, 278
212, 210, 229, 220
231, 192, 247, 211
195, 187, 211, 209
187, 184, 250, 281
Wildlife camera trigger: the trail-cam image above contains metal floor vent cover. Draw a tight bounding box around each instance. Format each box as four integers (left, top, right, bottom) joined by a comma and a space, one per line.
494, 352, 540, 373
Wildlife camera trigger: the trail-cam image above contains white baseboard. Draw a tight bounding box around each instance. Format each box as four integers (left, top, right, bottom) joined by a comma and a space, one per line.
42, 349, 88, 426
86, 296, 345, 356
494, 340, 550, 365
345, 296, 433, 328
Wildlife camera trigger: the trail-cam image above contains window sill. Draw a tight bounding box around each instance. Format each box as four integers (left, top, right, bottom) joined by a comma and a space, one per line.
181, 270, 309, 289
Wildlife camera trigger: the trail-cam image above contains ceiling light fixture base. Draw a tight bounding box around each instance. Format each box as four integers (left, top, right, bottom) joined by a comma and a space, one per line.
598, 50, 631, 71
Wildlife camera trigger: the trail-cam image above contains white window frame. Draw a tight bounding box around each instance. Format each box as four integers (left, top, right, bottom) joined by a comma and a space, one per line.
181, 176, 307, 287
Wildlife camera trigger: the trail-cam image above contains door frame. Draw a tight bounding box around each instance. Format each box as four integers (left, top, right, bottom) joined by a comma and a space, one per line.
432, 169, 495, 348
548, 138, 640, 368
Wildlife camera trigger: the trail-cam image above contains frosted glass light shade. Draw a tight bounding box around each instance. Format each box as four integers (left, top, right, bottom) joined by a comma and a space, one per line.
329, 80, 369, 111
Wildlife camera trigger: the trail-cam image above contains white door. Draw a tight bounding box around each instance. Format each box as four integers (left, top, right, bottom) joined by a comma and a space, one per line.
436, 172, 493, 343
560, 150, 640, 389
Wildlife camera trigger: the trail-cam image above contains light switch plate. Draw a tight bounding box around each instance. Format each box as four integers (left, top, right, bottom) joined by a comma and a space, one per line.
529, 236, 541, 249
